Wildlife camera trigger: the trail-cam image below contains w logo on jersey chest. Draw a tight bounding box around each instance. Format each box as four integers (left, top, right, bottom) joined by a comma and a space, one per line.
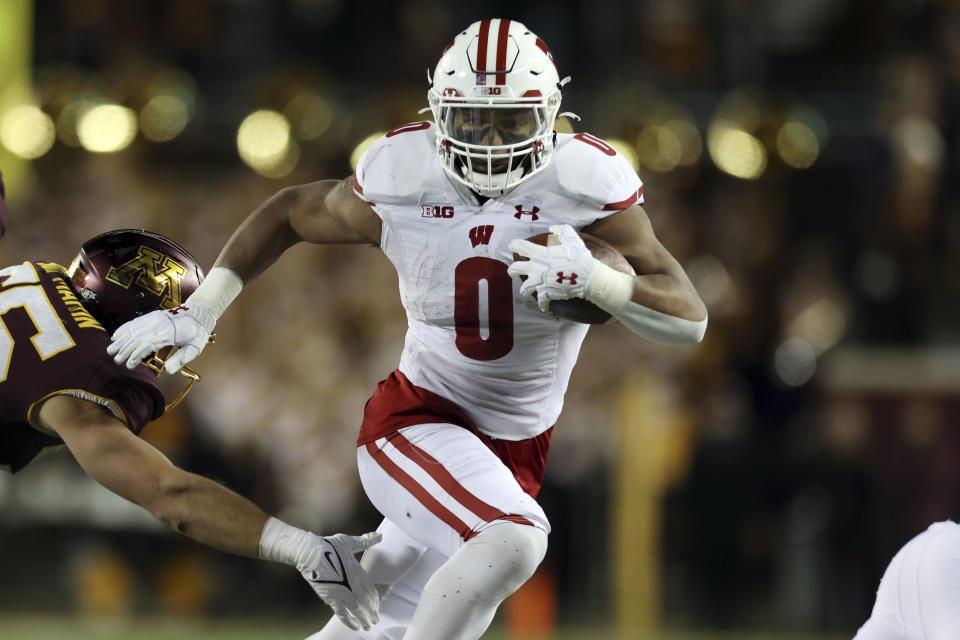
469, 225, 494, 247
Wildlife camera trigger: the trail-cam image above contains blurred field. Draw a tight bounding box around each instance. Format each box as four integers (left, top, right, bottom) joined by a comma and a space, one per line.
0, 616, 849, 640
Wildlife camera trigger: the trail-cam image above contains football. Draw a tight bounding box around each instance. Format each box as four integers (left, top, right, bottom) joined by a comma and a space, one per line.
513, 231, 635, 324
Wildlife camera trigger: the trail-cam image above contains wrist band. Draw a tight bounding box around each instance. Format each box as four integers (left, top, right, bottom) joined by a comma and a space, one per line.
584, 262, 634, 313
259, 516, 315, 569
188, 267, 243, 318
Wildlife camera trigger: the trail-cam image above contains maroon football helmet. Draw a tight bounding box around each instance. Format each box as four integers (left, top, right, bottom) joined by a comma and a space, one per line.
67, 229, 204, 333
68, 229, 206, 409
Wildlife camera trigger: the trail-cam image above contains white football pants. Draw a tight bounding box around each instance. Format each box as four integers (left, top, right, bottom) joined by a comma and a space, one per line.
854, 520, 960, 640
307, 422, 550, 640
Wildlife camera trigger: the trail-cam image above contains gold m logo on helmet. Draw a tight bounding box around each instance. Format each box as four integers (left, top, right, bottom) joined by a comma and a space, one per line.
105, 246, 187, 308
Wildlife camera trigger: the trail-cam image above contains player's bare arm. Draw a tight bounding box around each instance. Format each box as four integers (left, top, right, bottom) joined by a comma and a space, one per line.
508, 211, 708, 345
36, 393, 381, 629
213, 176, 381, 283
38, 394, 269, 557
583, 204, 707, 322
109, 177, 380, 372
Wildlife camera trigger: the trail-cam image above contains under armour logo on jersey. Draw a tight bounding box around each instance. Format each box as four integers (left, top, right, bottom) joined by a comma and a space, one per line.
167, 305, 189, 315
514, 205, 540, 221
556, 272, 578, 284
469, 225, 495, 247
422, 205, 455, 219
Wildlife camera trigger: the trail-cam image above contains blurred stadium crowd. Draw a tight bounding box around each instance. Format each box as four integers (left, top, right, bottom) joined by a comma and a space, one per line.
1, 0, 960, 636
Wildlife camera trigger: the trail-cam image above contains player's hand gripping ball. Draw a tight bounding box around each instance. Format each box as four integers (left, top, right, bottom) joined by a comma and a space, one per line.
509, 225, 634, 324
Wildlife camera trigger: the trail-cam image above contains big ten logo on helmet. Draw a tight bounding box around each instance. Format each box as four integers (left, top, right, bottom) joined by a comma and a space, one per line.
105, 246, 187, 308
421, 205, 455, 219
476, 87, 502, 96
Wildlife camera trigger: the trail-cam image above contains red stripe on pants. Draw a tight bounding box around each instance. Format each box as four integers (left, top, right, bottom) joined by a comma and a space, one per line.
388, 431, 532, 527
366, 442, 471, 540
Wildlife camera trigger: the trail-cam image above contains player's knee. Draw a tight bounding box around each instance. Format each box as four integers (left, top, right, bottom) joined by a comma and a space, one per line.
470, 521, 547, 588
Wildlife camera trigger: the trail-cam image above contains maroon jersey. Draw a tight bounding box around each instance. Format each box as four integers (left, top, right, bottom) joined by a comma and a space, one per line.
0, 261, 164, 473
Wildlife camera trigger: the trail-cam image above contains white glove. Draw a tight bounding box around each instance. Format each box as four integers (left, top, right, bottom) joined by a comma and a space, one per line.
507, 224, 600, 313
107, 302, 217, 373
301, 532, 382, 632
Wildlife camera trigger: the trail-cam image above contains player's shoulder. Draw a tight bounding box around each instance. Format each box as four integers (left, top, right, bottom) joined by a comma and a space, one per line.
548, 132, 644, 212
0, 260, 164, 432
354, 121, 440, 205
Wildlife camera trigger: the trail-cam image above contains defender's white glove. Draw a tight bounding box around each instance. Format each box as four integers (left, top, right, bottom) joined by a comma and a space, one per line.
107, 302, 217, 373
301, 532, 382, 632
507, 224, 600, 313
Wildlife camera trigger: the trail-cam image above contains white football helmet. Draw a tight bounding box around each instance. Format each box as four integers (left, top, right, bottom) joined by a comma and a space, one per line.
428, 19, 565, 196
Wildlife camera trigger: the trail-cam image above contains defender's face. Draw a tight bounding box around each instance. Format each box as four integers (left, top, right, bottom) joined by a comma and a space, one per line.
449, 107, 537, 173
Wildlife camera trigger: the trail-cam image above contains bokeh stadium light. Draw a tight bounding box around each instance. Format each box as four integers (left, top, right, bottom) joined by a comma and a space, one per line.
77, 104, 138, 153
140, 69, 197, 143
707, 124, 767, 180
350, 131, 387, 170
284, 93, 333, 141
236, 109, 300, 178
891, 115, 946, 171
774, 336, 818, 387
140, 95, 190, 142
57, 100, 91, 147
636, 115, 703, 173
787, 297, 849, 357
707, 89, 768, 180
0, 104, 55, 159
776, 121, 819, 169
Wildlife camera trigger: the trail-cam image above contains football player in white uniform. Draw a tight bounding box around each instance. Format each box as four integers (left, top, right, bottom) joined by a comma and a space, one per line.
854, 515, 960, 640
108, 19, 707, 640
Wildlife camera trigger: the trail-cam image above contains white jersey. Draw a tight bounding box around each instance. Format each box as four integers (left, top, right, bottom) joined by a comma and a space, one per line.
354, 122, 644, 440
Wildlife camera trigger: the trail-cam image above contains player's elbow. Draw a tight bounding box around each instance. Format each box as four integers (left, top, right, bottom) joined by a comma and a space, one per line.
684, 324, 707, 345
616, 303, 708, 345
646, 316, 707, 346
675, 311, 708, 345
145, 472, 195, 535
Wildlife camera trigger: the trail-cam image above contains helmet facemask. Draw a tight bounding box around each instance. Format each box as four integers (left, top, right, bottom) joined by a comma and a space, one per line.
430, 91, 561, 195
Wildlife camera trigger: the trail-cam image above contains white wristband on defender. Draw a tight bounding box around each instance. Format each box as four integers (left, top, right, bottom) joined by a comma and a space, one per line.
187, 267, 243, 319
258, 516, 315, 569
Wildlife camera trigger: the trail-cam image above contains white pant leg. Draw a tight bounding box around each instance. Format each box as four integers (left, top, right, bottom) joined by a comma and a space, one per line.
915, 521, 960, 640
357, 423, 549, 557
306, 519, 448, 640
854, 521, 960, 640
854, 539, 910, 640
404, 522, 548, 640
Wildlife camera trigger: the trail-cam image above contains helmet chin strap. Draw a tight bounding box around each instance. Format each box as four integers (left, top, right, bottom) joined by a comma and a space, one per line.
458, 158, 526, 196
